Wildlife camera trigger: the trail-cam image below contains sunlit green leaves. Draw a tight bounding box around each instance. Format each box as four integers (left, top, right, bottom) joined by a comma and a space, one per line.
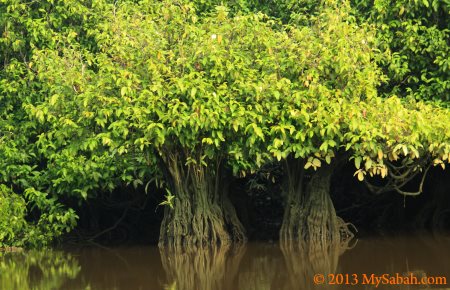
0, 185, 77, 248
1, 0, 449, 244
304, 157, 322, 170
352, 0, 450, 103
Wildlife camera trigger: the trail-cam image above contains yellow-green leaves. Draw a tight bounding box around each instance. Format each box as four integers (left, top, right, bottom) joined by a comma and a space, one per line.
304, 157, 322, 170
354, 169, 366, 181
433, 158, 445, 170
251, 124, 265, 141
360, 0, 450, 103
3, 1, 449, 245
354, 156, 362, 169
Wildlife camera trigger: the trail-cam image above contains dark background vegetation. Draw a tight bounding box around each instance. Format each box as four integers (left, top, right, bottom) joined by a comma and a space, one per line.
68, 165, 450, 246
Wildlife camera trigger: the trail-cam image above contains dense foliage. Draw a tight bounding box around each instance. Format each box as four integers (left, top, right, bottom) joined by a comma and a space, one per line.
352, 0, 450, 104
0, 185, 75, 248
0, 0, 128, 247
0, 0, 449, 248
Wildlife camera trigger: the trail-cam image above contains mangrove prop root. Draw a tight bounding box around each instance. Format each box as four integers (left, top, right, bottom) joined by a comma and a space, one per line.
280, 164, 355, 252
158, 153, 246, 248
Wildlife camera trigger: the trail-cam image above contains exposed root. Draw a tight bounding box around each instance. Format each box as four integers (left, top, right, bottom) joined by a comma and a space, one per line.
159, 198, 244, 249
280, 163, 357, 254
158, 153, 246, 249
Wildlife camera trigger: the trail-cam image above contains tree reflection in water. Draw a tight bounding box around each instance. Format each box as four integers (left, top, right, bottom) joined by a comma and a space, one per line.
0, 250, 81, 290
160, 245, 246, 290
236, 243, 284, 290
160, 240, 351, 290
3, 235, 447, 290
280, 242, 346, 290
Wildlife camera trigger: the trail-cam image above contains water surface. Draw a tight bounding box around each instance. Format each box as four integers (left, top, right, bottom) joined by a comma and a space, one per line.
1, 235, 450, 290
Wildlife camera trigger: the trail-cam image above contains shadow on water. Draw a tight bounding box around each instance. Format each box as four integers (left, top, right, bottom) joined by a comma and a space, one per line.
1, 234, 450, 290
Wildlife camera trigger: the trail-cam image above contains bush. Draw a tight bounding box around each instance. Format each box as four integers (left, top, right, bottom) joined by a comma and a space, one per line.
0, 185, 77, 248
0, 185, 28, 248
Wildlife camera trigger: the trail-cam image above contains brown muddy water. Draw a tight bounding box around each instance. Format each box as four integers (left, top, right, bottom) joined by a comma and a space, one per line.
1, 235, 450, 290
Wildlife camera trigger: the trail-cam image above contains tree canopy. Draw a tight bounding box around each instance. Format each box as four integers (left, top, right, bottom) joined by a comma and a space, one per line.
0, 0, 449, 248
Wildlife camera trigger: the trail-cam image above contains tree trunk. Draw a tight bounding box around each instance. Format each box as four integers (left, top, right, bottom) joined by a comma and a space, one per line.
158, 152, 246, 248
280, 157, 353, 251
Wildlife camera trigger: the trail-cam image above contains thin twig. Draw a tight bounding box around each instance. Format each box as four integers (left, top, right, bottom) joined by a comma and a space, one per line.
87, 206, 130, 241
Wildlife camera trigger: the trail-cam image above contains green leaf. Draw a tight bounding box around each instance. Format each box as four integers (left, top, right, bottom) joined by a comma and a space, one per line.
191, 87, 197, 98
304, 162, 312, 170
354, 157, 362, 169
312, 158, 321, 168
357, 171, 364, 181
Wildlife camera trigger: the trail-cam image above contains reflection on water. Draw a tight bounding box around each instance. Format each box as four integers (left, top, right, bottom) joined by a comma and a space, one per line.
280, 242, 344, 290
0, 250, 80, 290
1, 235, 450, 290
160, 245, 245, 290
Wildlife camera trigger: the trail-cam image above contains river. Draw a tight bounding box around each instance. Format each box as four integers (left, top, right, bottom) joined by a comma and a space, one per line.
1, 234, 449, 290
